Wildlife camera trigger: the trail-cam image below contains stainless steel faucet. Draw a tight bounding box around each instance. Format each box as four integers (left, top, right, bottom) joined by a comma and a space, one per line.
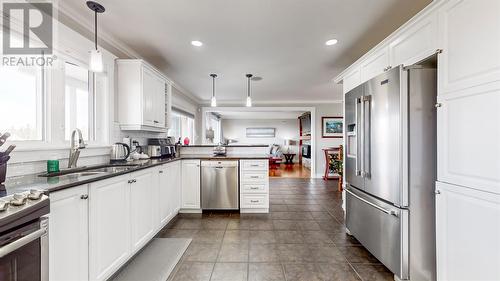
68, 128, 86, 168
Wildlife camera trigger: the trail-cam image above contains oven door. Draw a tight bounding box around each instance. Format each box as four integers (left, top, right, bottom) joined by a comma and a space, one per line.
0, 218, 48, 281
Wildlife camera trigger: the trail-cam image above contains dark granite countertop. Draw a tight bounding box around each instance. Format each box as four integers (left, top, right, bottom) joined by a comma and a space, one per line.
0, 154, 268, 196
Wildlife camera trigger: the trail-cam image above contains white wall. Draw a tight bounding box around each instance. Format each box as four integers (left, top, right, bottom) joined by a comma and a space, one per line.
314, 103, 344, 178
221, 119, 300, 160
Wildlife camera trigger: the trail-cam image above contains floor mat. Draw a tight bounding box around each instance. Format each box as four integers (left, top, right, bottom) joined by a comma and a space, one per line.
111, 238, 191, 281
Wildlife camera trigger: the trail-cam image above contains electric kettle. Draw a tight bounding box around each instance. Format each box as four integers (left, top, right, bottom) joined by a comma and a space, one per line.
110, 142, 130, 163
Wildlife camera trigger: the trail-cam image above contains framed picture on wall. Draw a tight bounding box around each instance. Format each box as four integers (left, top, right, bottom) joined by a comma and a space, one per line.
322, 117, 343, 138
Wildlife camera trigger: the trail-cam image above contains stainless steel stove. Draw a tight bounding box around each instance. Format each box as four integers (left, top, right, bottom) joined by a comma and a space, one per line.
0, 187, 49, 281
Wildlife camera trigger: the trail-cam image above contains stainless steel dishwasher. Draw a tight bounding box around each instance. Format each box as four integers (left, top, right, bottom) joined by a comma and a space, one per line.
201, 160, 239, 210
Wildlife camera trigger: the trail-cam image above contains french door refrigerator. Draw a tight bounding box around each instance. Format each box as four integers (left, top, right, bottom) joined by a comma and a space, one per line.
345, 65, 437, 281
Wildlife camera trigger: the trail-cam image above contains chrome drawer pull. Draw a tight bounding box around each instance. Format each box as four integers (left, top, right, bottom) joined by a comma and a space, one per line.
250, 187, 259, 190
250, 200, 260, 203
346, 189, 398, 217
250, 176, 260, 179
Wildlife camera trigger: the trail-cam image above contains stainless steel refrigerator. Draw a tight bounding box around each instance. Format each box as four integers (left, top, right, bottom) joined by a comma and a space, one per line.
345, 65, 437, 281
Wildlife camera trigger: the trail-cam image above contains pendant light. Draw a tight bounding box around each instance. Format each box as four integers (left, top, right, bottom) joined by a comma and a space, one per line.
87, 1, 105, 72
246, 74, 253, 107
210, 74, 217, 107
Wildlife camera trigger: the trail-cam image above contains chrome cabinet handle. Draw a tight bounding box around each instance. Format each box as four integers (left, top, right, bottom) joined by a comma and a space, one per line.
250, 176, 260, 179
250, 200, 259, 203
250, 187, 259, 190
383, 65, 392, 72
133, 179, 137, 183
128, 180, 133, 184
250, 164, 260, 167
435, 103, 442, 108
80, 194, 88, 200
363, 95, 372, 179
346, 189, 398, 217
159, 170, 164, 174
153, 120, 159, 124
435, 190, 441, 195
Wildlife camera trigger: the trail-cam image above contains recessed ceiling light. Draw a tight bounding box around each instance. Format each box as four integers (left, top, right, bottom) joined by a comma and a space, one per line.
191, 40, 203, 47
325, 39, 338, 46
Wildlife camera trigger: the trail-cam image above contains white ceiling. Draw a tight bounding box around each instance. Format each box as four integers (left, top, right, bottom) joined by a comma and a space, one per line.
61, 0, 431, 103
215, 111, 305, 120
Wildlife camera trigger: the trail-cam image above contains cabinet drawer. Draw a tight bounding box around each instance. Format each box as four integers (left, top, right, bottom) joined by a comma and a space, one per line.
241, 160, 268, 171
241, 194, 268, 208
241, 183, 268, 194
241, 171, 268, 182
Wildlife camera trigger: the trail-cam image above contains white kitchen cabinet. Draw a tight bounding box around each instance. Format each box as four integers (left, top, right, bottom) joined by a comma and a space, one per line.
181, 159, 201, 210
437, 0, 500, 95
342, 68, 361, 94
360, 47, 390, 83
240, 159, 269, 213
170, 160, 182, 213
436, 83, 500, 194
158, 163, 173, 226
89, 175, 130, 281
117, 59, 169, 132
389, 10, 438, 67
129, 169, 155, 253
435, 181, 500, 281
49, 185, 89, 281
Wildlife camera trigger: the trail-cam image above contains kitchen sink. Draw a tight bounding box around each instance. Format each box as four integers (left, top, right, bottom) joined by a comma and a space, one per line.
39, 164, 141, 178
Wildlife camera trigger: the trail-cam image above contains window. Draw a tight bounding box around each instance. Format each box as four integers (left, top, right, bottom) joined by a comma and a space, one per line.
170, 109, 195, 144
0, 66, 44, 141
64, 62, 94, 141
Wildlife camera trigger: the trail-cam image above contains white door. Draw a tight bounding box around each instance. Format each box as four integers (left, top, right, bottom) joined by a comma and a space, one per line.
130, 169, 155, 252
389, 10, 438, 67
89, 175, 130, 281
435, 181, 500, 281
142, 67, 156, 126
49, 185, 89, 281
181, 159, 201, 209
438, 0, 500, 95
158, 163, 173, 226
171, 161, 182, 213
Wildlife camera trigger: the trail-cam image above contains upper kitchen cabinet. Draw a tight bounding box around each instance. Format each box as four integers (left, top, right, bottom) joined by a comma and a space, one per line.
342, 68, 361, 94
438, 0, 500, 95
359, 47, 390, 83
388, 10, 438, 67
117, 59, 171, 132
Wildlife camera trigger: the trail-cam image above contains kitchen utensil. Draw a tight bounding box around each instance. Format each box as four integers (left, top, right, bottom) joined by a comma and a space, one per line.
0, 132, 11, 147
147, 145, 161, 158
110, 142, 130, 163
0, 156, 11, 163
0, 162, 6, 184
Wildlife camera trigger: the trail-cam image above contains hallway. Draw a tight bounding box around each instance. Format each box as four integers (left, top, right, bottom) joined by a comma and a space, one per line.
161, 178, 392, 281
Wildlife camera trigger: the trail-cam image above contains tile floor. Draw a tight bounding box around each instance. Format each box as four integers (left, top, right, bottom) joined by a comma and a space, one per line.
161, 178, 393, 281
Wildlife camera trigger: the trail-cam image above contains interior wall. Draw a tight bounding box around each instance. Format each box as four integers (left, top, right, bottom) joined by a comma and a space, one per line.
221, 119, 300, 161
314, 103, 344, 178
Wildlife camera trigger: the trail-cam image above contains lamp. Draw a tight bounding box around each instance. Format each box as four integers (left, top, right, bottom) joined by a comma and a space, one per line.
210, 74, 217, 107
86, 1, 105, 72
284, 139, 291, 153
246, 74, 253, 107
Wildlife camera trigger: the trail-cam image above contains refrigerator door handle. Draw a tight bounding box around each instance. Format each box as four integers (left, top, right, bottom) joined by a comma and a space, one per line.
355, 97, 362, 176
346, 188, 398, 217
363, 95, 372, 178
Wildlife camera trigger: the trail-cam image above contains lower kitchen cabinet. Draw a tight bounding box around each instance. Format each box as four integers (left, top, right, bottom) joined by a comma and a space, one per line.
130, 169, 155, 252
49, 185, 89, 281
89, 174, 131, 281
435, 181, 500, 281
158, 163, 173, 225
240, 159, 269, 213
181, 159, 201, 209
170, 161, 182, 213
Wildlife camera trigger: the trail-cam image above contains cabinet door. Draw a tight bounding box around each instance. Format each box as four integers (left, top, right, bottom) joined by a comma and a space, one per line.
155, 81, 166, 128
158, 164, 173, 226
181, 160, 201, 209
437, 83, 500, 194
49, 185, 89, 281
130, 169, 155, 252
360, 47, 390, 83
389, 11, 438, 67
438, 0, 500, 94
171, 161, 182, 213
142, 67, 156, 126
435, 181, 500, 281
89, 175, 130, 281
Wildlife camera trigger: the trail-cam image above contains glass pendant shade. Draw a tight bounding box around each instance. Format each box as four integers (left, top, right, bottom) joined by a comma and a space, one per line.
246, 96, 252, 107
211, 96, 217, 107
89, 49, 103, 72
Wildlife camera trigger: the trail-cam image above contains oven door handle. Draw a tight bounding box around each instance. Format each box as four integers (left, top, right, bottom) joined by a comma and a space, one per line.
0, 228, 47, 258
